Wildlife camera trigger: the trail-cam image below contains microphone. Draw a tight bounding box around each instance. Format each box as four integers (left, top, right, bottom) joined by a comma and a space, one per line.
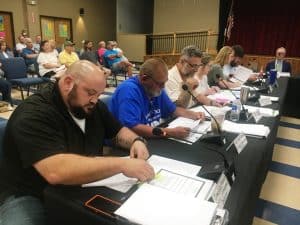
182, 84, 226, 145
217, 75, 250, 121
197, 145, 235, 186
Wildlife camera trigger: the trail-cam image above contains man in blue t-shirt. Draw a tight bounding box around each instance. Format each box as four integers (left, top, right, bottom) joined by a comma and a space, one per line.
109, 58, 205, 139
103, 41, 133, 76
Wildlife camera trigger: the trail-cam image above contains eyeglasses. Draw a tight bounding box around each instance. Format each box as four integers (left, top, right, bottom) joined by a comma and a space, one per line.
183, 59, 203, 69
145, 75, 165, 88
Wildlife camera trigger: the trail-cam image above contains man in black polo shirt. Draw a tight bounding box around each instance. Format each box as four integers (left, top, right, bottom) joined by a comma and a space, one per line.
0, 60, 154, 225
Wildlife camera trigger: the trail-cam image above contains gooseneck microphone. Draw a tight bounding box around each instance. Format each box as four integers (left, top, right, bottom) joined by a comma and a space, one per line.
217, 74, 250, 121
182, 84, 226, 145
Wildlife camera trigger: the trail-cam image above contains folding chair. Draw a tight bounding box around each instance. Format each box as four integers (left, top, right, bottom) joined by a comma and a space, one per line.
0, 57, 49, 100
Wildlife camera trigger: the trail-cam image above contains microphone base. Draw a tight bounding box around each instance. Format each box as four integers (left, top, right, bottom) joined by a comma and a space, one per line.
198, 162, 225, 181
201, 133, 226, 145
240, 109, 251, 121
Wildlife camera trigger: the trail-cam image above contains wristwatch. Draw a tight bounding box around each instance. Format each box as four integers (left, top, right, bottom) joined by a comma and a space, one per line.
132, 136, 147, 145
152, 127, 167, 137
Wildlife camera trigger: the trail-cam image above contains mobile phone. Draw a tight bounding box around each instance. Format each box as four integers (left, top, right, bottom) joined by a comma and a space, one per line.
84, 194, 121, 218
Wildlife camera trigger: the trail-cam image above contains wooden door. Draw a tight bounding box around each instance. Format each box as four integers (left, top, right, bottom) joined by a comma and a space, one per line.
0, 11, 15, 50
40, 16, 72, 48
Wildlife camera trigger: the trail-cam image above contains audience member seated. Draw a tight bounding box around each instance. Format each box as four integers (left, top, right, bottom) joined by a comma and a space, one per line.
109, 58, 205, 139
21, 37, 39, 73
0, 40, 14, 60
207, 46, 241, 89
165, 45, 220, 108
80, 40, 98, 65
15, 35, 26, 56
194, 54, 220, 96
0, 60, 154, 225
58, 40, 79, 68
80, 40, 111, 77
97, 40, 106, 65
103, 41, 133, 76
48, 39, 60, 55
37, 40, 61, 78
33, 35, 42, 53
266, 47, 292, 73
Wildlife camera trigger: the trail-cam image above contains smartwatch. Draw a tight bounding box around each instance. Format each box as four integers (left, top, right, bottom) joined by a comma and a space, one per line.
132, 136, 147, 145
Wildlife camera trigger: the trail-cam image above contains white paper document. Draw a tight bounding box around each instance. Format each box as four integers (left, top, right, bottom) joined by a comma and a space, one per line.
82, 155, 203, 193
229, 65, 253, 83
244, 105, 279, 117
222, 120, 270, 137
190, 105, 231, 118
260, 95, 279, 102
207, 90, 237, 103
167, 117, 211, 144
115, 183, 218, 225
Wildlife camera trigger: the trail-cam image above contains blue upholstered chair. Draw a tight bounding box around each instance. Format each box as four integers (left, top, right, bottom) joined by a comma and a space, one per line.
0, 57, 49, 100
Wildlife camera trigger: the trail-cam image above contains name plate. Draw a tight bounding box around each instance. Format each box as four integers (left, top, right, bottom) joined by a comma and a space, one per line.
211, 173, 231, 208
259, 97, 272, 106
252, 110, 263, 123
233, 134, 248, 154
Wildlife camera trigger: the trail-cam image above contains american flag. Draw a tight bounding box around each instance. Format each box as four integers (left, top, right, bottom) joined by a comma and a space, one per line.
225, 14, 234, 41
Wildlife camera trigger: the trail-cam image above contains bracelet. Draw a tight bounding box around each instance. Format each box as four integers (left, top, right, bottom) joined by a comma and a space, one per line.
152, 127, 167, 137
132, 136, 147, 146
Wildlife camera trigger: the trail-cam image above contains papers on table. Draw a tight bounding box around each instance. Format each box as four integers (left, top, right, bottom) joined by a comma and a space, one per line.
207, 90, 237, 103
244, 105, 279, 117
82, 155, 203, 193
260, 95, 279, 102
190, 105, 231, 118
115, 183, 218, 225
222, 120, 270, 138
167, 117, 211, 144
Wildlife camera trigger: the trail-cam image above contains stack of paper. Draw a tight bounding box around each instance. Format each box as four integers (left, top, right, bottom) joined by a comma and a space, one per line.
229, 65, 253, 84
115, 183, 218, 225
222, 120, 270, 137
190, 105, 231, 118
167, 117, 211, 144
82, 155, 206, 194
207, 90, 237, 103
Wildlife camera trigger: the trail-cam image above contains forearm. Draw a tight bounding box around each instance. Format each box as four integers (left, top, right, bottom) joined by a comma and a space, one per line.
34, 153, 126, 185
196, 94, 211, 106
43, 63, 59, 69
131, 124, 155, 138
115, 127, 138, 149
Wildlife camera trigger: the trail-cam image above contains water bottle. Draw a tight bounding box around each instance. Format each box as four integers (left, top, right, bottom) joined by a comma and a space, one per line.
230, 100, 240, 121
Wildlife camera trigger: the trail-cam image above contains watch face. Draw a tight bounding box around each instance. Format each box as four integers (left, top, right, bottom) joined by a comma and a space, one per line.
152, 127, 163, 136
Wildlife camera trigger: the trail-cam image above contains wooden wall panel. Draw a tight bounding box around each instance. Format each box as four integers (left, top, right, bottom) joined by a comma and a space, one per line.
144, 54, 300, 76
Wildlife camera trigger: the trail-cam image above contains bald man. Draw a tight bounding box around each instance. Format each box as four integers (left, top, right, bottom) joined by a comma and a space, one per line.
0, 60, 154, 225
266, 47, 292, 73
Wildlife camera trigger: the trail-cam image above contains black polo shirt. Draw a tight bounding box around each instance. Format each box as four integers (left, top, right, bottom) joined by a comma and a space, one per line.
0, 82, 122, 199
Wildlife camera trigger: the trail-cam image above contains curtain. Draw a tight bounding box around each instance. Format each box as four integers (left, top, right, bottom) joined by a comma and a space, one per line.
226, 0, 300, 57
217, 0, 233, 51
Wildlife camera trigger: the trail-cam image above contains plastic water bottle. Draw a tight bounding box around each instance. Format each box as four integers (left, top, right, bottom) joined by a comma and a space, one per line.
230, 100, 240, 121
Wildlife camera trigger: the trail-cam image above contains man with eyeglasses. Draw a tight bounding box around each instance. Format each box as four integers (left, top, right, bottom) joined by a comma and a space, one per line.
165, 45, 221, 108
266, 47, 292, 73
109, 58, 205, 139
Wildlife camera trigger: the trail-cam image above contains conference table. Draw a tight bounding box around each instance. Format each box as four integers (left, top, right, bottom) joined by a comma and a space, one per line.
44, 78, 288, 225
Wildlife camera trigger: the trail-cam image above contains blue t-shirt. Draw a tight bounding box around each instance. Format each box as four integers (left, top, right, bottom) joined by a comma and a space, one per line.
109, 76, 176, 128
103, 49, 122, 68
22, 48, 37, 65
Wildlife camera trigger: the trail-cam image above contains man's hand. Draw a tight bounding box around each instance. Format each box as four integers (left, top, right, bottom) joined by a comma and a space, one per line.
165, 126, 191, 138
130, 141, 149, 160
185, 77, 199, 90
121, 159, 155, 182
189, 111, 205, 121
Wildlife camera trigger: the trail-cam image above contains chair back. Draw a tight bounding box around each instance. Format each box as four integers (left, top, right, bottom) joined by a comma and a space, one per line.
0, 57, 28, 80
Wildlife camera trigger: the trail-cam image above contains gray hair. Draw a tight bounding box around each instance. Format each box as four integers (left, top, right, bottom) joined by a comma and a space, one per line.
181, 45, 203, 58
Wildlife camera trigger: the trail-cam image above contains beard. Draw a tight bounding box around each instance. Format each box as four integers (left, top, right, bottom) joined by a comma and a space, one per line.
230, 60, 238, 67
67, 85, 96, 119
145, 88, 162, 98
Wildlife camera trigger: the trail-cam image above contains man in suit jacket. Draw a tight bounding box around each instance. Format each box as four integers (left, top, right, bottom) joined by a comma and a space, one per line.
266, 47, 292, 73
